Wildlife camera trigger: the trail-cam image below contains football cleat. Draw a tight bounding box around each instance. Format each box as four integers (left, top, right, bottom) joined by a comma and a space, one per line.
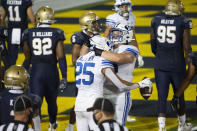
48, 122, 58, 131
178, 123, 192, 131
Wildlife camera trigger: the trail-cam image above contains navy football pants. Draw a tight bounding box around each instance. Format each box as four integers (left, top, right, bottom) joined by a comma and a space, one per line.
154, 69, 186, 114
29, 64, 59, 123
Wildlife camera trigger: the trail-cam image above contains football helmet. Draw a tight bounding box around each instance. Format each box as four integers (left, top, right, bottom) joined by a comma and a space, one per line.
163, 0, 183, 15
109, 23, 134, 45
114, 0, 132, 18
90, 35, 113, 52
4, 65, 29, 90
79, 12, 100, 34
36, 6, 55, 26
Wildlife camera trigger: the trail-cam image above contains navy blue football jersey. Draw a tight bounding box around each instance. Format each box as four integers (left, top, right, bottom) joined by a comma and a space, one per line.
1, 0, 32, 28
22, 27, 65, 64
151, 15, 192, 72
0, 90, 42, 124
71, 31, 91, 47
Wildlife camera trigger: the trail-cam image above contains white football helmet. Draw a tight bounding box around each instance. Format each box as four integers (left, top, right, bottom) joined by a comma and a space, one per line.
90, 35, 113, 52
114, 0, 132, 18
109, 23, 134, 45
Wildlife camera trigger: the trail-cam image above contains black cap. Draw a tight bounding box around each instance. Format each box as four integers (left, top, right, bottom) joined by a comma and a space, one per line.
13, 95, 32, 111
87, 98, 114, 113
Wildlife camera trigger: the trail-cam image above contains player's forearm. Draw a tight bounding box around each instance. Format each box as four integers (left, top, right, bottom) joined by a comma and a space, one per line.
102, 51, 131, 64
104, 68, 139, 92
27, 7, 36, 27
183, 29, 192, 58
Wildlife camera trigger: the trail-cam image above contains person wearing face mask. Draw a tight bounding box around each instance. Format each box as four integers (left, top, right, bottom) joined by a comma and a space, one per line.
0, 95, 35, 131
87, 98, 132, 131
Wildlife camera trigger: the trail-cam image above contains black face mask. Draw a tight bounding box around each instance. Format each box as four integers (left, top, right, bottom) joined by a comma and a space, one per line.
93, 113, 99, 125
27, 111, 33, 124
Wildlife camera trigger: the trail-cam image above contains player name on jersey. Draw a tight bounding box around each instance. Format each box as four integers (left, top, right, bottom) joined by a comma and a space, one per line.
7, 0, 22, 5
161, 19, 174, 24
32, 32, 53, 37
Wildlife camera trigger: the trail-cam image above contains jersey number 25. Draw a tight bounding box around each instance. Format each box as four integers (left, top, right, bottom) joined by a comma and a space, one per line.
76, 62, 95, 85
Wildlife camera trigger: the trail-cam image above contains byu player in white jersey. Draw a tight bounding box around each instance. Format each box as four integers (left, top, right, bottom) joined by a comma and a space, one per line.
104, 0, 144, 68
74, 35, 152, 131
93, 23, 146, 125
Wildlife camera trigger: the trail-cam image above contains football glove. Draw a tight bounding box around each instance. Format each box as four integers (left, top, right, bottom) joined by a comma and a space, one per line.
170, 96, 180, 111
137, 78, 152, 89
59, 78, 67, 92
137, 55, 144, 67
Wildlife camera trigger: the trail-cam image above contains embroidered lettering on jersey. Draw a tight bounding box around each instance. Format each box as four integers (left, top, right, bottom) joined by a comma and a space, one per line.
33, 32, 53, 37
7, 0, 22, 5
161, 19, 174, 24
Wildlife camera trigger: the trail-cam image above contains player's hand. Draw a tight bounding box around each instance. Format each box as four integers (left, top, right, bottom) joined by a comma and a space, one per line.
137, 55, 144, 67
59, 78, 67, 92
93, 47, 104, 56
170, 96, 180, 111
137, 78, 152, 89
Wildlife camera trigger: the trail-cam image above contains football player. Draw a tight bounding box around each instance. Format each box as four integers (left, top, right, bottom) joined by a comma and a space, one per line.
93, 23, 143, 125
150, 0, 192, 130
75, 34, 152, 131
0, 26, 10, 71
22, 6, 67, 131
1, 0, 36, 66
0, 65, 41, 130
65, 12, 100, 131
104, 0, 144, 68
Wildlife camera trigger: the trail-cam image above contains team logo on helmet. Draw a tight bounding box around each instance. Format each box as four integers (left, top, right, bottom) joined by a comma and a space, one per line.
36, 6, 55, 26
4, 65, 29, 90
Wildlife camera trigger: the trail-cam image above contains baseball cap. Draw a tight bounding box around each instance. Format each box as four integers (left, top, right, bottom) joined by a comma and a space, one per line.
87, 98, 114, 113
13, 95, 32, 111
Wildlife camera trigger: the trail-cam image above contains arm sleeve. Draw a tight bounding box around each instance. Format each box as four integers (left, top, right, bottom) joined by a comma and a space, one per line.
106, 15, 116, 27
70, 34, 83, 46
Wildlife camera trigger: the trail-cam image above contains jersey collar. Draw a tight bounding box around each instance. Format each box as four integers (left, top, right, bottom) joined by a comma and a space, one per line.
38, 24, 51, 28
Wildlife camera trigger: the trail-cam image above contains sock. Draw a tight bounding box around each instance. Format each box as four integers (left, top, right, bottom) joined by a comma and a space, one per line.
158, 117, 166, 129
178, 114, 186, 125
68, 123, 74, 130
32, 116, 41, 131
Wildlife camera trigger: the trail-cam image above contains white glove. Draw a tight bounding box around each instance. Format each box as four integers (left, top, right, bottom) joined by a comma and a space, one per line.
137, 78, 152, 89
137, 55, 144, 67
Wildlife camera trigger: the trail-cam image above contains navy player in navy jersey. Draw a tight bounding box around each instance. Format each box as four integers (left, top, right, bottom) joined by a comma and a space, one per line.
22, 6, 67, 131
0, 26, 10, 71
0, 65, 42, 130
65, 12, 100, 131
150, 0, 192, 130
0, 0, 35, 66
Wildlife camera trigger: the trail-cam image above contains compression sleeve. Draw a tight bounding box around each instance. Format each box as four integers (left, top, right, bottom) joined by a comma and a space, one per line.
58, 57, 67, 78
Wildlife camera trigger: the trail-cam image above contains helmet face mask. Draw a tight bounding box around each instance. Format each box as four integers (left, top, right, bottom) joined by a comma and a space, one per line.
114, 0, 132, 18
79, 12, 101, 34
36, 6, 55, 26
163, 0, 184, 16
4, 65, 29, 91
109, 24, 134, 45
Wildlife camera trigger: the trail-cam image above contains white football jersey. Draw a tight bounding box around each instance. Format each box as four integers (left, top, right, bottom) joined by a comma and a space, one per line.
115, 45, 139, 82
106, 13, 136, 27
74, 51, 114, 111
